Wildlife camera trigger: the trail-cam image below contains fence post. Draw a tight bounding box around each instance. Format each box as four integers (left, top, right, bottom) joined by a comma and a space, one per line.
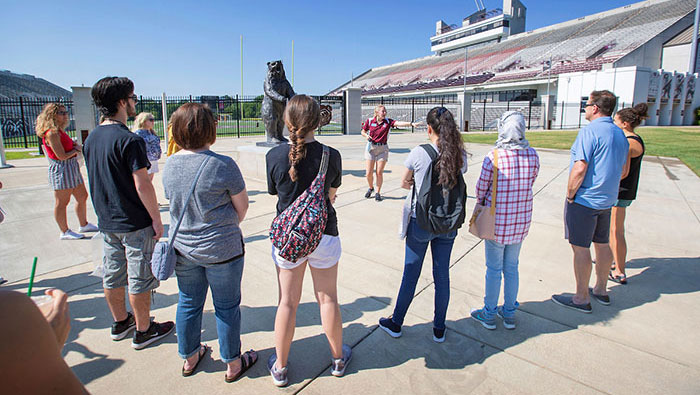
236, 95, 241, 138
527, 98, 533, 130
482, 99, 487, 131
189, 95, 193, 103
19, 97, 29, 149
507, 100, 510, 111
411, 98, 415, 133
0, 122, 13, 168
162, 93, 169, 143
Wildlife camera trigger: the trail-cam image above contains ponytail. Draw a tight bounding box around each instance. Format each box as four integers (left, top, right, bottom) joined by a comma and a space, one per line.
426, 107, 465, 188
284, 95, 321, 181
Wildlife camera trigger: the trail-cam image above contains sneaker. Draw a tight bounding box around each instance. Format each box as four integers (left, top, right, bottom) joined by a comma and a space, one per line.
111, 312, 136, 340
60, 229, 85, 240
364, 188, 374, 198
267, 353, 288, 387
131, 321, 175, 350
432, 327, 446, 343
78, 223, 99, 233
0, 276, 7, 286
551, 294, 592, 313
375, 193, 383, 202
378, 317, 402, 338
330, 344, 352, 377
589, 288, 611, 306
470, 308, 496, 330
496, 307, 516, 330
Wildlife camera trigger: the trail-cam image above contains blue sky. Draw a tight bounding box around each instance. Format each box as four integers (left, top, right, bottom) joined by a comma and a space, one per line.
1, 0, 640, 96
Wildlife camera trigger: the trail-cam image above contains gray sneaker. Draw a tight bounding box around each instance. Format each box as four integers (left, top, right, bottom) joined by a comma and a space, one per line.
496, 307, 516, 330
330, 344, 352, 377
267, 353, 288, 387
551, 294, 592, 313
470, 308, 496, 330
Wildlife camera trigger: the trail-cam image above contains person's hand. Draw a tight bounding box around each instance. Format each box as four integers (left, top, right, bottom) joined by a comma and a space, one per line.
401, 178, 414, 189
330, 194, 337, 204
152, 219, 164, 240
74, 143, 82, 152
44, 289, 71, 347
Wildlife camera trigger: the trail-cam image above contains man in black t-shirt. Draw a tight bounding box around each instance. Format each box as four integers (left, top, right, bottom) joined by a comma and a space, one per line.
83, 77, 173, 349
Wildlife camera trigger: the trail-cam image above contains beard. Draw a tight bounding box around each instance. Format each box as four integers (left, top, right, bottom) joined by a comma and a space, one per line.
127, 103, 137, 117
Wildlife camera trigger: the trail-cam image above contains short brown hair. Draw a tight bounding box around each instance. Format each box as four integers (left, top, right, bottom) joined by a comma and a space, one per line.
170, 103, 217, 150
589, 90, 617, 116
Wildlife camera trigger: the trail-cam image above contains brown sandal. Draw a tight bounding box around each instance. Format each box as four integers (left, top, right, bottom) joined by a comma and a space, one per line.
182, 344, 209, 377
225, 349, 258, 383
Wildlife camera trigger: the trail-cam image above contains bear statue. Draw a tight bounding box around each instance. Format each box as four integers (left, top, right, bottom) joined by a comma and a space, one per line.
261, 60, 295, 144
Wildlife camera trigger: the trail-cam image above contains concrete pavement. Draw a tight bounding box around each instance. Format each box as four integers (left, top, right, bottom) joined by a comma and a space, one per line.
1, 132, 699, 394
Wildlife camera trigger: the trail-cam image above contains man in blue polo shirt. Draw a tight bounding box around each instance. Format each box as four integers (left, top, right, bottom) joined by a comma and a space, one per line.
552, 90, 629, 313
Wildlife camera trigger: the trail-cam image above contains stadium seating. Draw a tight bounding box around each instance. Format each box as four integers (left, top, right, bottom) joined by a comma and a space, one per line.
330, 0, 695, 96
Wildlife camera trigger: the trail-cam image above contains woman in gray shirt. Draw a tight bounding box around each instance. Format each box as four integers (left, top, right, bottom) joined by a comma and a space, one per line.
163, 103, 257, 382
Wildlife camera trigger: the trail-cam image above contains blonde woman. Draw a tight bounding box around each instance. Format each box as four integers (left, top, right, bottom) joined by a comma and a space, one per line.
132, 112, 162, 180
36, 103, 97, 239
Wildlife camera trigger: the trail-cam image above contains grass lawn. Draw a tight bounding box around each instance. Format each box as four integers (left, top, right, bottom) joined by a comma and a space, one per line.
463, 127, 700, 176
4, 151, 37, 160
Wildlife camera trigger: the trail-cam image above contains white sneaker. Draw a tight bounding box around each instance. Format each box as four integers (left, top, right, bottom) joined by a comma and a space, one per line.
60, 229, 85, 240
78, 223, 99, 232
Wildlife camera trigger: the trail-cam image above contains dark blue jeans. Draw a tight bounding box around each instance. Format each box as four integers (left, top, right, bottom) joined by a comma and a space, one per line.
392, 218, 456, 330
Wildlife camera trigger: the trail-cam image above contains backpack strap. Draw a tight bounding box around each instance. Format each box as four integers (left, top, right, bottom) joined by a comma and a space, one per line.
420, 144, 438, 161
491, 149, 498, 215
318, 145, 330, 177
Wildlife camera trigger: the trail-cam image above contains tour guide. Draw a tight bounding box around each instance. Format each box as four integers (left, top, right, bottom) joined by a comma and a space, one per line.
361, 104, 417, 202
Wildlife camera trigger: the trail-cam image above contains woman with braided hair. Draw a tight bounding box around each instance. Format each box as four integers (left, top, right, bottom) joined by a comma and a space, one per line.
609, 103, 648, 284
265, 95, 349, 387
378, 107, 468, 343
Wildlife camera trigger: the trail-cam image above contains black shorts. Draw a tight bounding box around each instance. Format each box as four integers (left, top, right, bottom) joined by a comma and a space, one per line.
564, 201, 611, 248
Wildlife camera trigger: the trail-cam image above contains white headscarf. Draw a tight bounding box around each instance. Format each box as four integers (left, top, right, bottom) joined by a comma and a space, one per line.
496, 111, 530, 150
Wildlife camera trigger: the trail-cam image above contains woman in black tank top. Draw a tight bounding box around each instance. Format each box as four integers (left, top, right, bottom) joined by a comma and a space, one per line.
609, 104, 648, 284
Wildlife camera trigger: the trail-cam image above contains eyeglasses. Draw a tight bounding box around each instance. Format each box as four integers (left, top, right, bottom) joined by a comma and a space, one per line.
584, 103, 597, 108
57, 111, 69, 115
129, 94, 138, 103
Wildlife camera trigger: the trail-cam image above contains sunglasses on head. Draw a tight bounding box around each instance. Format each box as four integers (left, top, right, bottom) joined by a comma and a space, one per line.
147, 118, 155, 122
57, 110, 69, 115
435, 107, 448, 117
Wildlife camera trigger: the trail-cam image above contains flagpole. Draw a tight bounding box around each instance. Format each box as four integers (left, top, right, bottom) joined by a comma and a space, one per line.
240, 35, 243, 97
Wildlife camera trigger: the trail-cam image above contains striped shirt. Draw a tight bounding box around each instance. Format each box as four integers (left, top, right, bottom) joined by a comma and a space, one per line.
475, 148, 540, 245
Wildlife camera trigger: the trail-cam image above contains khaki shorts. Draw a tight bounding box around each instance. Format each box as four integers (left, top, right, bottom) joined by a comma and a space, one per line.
364, 142, 389, 162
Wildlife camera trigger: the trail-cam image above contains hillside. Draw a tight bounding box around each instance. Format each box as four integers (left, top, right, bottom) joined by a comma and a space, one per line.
0, 70, 72, 99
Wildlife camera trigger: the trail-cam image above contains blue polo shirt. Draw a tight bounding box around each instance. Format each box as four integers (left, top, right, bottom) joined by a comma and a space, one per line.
570, 116, 629, 210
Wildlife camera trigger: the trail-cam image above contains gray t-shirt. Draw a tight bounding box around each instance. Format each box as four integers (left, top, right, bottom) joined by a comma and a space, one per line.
404, 143, 468, 215
163, 150, 245, 264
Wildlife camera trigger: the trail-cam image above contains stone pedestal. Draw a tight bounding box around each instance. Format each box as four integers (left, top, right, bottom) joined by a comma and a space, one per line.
229, 144, 274, 181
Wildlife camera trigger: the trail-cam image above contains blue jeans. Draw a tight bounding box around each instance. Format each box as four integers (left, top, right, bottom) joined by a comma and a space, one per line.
175, 255, 244, 363
392, 218, 456, 330
483, 240, 522, 319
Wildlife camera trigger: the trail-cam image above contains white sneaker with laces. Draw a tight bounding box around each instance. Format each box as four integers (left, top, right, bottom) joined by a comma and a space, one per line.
78, 223, 99, 233
60, 229, 85, 240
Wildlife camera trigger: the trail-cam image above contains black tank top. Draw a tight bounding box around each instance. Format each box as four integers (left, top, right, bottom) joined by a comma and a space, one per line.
618, 135, 644, 201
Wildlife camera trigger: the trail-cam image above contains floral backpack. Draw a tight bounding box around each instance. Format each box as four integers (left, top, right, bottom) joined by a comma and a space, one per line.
269, 145, 330, 262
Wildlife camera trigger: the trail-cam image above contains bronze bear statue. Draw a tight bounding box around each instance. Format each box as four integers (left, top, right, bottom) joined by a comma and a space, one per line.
261, 60, 295, 144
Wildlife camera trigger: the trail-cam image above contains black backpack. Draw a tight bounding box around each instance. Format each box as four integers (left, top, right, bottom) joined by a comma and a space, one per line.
414, 144, 467, 234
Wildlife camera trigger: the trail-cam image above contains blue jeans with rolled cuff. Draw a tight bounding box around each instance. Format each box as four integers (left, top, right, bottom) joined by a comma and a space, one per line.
482, 239, 522, 319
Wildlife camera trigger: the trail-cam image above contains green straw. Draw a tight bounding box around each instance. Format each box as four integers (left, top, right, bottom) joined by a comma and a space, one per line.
27, 257, 37, 296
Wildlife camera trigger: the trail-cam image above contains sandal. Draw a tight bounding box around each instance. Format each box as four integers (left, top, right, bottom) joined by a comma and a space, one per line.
182, 344, 209, 377
225, 349, 258, 383
609, 271, 627, 284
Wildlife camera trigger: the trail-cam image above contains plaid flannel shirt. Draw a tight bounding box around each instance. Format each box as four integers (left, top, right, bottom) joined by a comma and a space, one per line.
475, 147, 540, 245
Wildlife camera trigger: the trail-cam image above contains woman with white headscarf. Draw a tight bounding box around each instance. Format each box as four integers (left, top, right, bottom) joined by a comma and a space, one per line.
470, 111, 540, 331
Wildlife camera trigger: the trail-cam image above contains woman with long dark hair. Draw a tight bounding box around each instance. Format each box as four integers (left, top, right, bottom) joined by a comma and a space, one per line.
36, 103, 97, 240
378, 107, 467, 343
265, 95, 350, 387
609, 103, 648, 284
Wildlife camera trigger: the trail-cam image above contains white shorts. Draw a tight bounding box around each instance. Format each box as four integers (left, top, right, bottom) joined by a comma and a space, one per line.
148, 160, 159, 174
272, 234, 342, 270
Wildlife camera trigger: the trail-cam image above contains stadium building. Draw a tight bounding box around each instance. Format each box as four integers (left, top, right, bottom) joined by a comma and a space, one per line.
331, 0, 699, 129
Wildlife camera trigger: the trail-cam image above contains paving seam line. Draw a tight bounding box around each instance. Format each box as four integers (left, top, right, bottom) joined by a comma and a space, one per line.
658, 156, 700, 225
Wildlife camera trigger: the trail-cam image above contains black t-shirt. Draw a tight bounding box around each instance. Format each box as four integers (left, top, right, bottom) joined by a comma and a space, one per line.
83, 123, 152, 233
266, 141, 342, 236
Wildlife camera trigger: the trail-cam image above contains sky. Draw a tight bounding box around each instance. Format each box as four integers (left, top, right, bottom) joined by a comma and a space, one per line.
1, 0, 643, 96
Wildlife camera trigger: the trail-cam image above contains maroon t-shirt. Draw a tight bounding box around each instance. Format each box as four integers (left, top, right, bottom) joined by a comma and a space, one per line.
362, 117, 395, 144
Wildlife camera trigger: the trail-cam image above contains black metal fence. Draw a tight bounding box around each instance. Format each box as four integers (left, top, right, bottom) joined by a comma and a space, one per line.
1, 94, 346, 149
0, 97, 75, 149
361, 95, 461, 133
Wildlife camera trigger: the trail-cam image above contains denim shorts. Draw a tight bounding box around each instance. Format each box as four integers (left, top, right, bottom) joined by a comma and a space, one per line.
564, 201, 611, 248
102, 227, 159, 294
614, 199, 633, 208
272, 234, 341, 270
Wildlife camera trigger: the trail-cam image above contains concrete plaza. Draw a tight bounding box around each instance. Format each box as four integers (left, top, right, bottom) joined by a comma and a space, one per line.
1, 132, 699, 394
